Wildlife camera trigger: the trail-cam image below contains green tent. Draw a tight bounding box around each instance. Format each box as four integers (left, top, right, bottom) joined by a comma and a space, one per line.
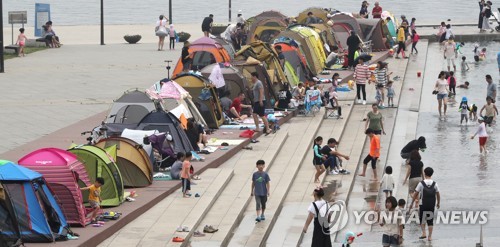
68, 144, 124, 207
283, 61, 300, 86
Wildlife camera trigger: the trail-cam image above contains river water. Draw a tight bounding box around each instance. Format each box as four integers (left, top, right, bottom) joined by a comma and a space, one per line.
3, 0, 478, 26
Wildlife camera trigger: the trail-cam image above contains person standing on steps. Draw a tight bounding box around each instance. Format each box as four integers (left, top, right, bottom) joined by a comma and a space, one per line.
347, 31, 361, 69
202, 14, 214, 37
365, 103, 386, 135
354, 57, 370, 105
358, 128, 380, 181
303, 187, 333, 247
434, 71, 449, 120
395, 23, 408, 59
413, 167, 440, 242
251, 72, 271, 135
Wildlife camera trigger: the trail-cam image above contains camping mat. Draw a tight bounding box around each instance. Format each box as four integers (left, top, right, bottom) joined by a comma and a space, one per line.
201, 146, 219, 153
153, 173, 173, 181
207, 139, 245, 146
325, 64, 345, 70
219, 124, 263, 130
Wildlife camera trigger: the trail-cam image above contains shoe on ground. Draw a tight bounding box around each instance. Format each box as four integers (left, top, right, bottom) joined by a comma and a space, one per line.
176, 226, 184, 232
182, 226, 190, 232
193, 230, 206, 237
332, 170, 339, 175
260, 215, 266, 221
255, 217, 261, 222
357, 99, 361, 104
172, 237, 184, 242
362, 100, 366, 105
203, 225, 219, 233
251, 139, 259, 143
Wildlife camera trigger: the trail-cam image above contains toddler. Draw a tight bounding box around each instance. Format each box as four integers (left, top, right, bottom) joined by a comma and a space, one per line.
459, 96, 469, 125
386, 81, 395, 107
380, 166, 395, 198
16, 28, 27, 57
460, 56, 470, 72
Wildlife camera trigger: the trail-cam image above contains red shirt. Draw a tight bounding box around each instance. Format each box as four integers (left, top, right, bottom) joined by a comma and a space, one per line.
372, 6, 382, 18
231, 98, 242, 113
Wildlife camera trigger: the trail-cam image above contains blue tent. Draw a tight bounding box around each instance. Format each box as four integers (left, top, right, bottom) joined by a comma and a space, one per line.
0, 162, 68, 243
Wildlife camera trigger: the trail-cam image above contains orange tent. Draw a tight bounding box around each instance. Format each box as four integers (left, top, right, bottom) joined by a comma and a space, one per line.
172, 37, 231, 77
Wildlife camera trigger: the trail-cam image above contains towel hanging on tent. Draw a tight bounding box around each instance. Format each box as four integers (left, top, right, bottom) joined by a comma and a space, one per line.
208, 64, 226, 89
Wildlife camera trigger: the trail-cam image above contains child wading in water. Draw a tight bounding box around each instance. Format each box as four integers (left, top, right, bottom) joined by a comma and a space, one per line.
386, 81, 395, 107
380, 166, 395, 198
447, 71, 457, 96
459, 96, 469, 125
251, 160, 270, 222
461, 56, 470, 72
313, 136, 326, 183
80, 177, 104, 224
16, 28, 27, 57
471, 117, 488, 154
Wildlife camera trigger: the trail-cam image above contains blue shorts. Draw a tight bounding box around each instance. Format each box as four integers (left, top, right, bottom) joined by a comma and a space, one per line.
382, 234, 400, 246
437, 93, 448, 100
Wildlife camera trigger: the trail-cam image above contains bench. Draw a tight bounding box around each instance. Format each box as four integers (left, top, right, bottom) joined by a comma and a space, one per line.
36, 38, 50, 47
4, 45, 20, 55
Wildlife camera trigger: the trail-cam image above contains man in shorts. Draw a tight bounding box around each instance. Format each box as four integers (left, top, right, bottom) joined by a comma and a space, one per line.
485, 74, 497, 103
251, 72, 270, 135
358, 128, 380, 180
444, 39, 457, 72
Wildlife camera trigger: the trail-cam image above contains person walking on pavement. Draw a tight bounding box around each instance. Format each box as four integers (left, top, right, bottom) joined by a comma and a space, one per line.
202, 14, 214, 37
347, 31, 361, 69
302, 187, 333, 247
366, 103, 387, 135
250, 72, 271, 135
358, 128, 381, 181
485, 74, 497, 103
354, 57, 370, 104
434, 71, 449, 119
413, 167, 440, 242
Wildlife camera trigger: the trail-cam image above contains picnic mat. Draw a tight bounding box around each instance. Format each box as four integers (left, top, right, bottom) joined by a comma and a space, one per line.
219, 124, 263, 130
207, 139, 245, 146
153, 172, 173, 181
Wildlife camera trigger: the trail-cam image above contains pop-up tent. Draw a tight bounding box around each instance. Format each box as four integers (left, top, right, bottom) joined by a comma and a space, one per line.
296, 7, 329, 24
173, 73, 224, 129
67, 145, 124, 207
173, 37, 232, 77
147, 79, 208, 127
278, 28, 324, 75
200, 63, 251, 100
232, 57, 279, 108
247, 11, 288, 44
137, 111, 194, 154
95, 137, 153, 188
0, 181, 22, 247
330, 13, 364, 40
273, 42, 313, 84
357, 18, 389, 51
289, 25, 327, 67
105, 89, 163, 136
0, 162, 68, 243
18, 148, 91, 227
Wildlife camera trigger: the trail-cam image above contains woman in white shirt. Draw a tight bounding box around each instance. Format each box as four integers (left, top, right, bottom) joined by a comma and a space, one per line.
380, 196, 403, 246
471, 117, 489, 154
434, 71, 449, 119
156, 15, 168, 51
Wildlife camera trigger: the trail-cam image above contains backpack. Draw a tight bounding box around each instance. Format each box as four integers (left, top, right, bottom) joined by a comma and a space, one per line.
421, 181, 436, 207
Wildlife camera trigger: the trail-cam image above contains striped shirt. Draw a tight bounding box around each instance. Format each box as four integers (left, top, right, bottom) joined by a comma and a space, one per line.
375, 68, 388, 85
354, 64, 370, 84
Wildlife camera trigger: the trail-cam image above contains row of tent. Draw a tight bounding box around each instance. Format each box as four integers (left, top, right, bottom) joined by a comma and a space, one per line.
0, 84, 207, 244
161, 8, 401, 124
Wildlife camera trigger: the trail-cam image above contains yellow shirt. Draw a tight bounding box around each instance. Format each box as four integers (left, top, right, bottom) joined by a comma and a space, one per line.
88, 185, 101, 202
397, 27, 405, 42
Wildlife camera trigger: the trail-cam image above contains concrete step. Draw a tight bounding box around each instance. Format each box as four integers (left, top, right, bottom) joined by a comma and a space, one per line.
333, 47, 416, 241
98, 168, 233, 247
266, 101, 353, 247
188, 128, 290, 246
226, 111, 326, 247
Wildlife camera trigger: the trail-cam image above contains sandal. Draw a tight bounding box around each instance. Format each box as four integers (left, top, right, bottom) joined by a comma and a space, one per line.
172, 237, 184, 242
192, 175, 201, 180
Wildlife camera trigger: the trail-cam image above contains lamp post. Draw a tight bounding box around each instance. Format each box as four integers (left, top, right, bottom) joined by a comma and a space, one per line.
0, 0, 4, 73
100, 0, 104, 45
228, 0, 231, 22
169, 0, 172, 24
